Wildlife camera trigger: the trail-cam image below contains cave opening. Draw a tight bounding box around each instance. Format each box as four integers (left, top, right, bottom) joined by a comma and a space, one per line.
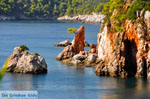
143, 59, 147, 78
124, 39, 137, 77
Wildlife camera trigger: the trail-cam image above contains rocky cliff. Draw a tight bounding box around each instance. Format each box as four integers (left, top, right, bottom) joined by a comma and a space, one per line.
95, 0, 150, 79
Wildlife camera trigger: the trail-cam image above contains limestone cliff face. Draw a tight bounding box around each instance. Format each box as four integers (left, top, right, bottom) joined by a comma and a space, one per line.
95, 10, 150, 79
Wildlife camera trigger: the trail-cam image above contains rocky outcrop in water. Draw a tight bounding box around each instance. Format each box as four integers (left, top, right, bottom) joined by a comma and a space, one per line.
95, 5, 150, 79
56, 25, 85, 60
54, 40, 72, 47
5, 46, 47, 74
56, 25, 100, 66
54, 40, 90, 47
57, 13, 105, 24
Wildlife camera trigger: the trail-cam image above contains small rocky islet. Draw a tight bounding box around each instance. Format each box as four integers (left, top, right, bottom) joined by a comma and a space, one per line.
3, 45, 47, 74
56, 25, 100, 67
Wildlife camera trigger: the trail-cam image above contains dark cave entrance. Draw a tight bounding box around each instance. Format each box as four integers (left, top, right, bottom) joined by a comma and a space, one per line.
124, 39, 137, 76
143, 59, 147, 78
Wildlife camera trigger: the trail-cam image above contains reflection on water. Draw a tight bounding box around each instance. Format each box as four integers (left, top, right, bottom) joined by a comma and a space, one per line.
97, 78, 150, 98
1, 73, 47, 90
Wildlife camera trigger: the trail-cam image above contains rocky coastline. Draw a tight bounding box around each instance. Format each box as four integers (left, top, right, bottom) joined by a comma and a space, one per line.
56, 0, 150, 79
0, 16, 16, 21
0, 13, 105, 24
57, 13, 105, 24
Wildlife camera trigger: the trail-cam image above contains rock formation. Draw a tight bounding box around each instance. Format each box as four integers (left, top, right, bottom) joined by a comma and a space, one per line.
56, 25, 100, 66
56, 25, 85, 60
95, 0, 150, 79
5, 46, 47, 74
54, 40, 90, 47
72, 25, 85, 54
54, 40, 72, 47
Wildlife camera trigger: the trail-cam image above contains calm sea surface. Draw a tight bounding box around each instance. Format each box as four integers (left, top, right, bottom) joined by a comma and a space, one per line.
0, 20, 150, 99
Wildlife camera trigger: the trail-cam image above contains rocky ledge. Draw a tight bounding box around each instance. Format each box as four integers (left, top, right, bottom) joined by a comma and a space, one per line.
3, 45, 47, 74
57, 13, 105, 24
56, 25, 100, 67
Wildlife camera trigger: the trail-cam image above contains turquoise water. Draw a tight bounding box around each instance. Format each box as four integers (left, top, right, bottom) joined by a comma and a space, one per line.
0, 20, 150, 99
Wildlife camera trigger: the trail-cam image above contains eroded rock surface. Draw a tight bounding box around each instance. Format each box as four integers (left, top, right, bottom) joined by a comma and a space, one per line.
56, 25, 100, 66
95, 9, 150, 79
54, 40, 72, 47
56, 25, 85, 60
6, 46, 47, 74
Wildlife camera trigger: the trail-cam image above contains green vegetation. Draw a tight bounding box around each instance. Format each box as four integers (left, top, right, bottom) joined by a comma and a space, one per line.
102, 0, 125, 23
0, 0, 109, 18
101, 0, 150, 32
19, 45, 29, 51
126, 0, 150, 20
0, 57, 10, 81
67, 28, 77, 34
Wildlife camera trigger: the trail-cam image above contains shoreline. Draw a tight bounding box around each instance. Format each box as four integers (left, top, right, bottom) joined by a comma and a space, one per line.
0, 15, 55, 21
57, 13, 105, 24
0, 13, 105, 24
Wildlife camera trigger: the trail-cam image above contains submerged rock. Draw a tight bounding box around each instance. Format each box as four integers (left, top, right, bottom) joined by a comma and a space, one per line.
5, 46, 47, 74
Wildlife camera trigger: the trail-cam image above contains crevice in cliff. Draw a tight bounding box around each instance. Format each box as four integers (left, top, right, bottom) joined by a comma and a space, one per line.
143, 59, 147, 78
124, 39, 137, 76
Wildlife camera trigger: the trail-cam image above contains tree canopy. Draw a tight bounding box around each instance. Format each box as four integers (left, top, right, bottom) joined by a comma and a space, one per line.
0, 0, 109, 18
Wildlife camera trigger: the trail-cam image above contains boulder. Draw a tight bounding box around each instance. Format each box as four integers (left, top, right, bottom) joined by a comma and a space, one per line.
90, 48, 96, 53
73, 54, 87, 61
54, 40, 72, 47
5, 46, 47, 74
56, 45, 74, 60
87, 54, 97, 63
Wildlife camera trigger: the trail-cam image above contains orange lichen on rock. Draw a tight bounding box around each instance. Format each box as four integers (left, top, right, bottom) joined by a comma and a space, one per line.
125, 20, 139, 46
